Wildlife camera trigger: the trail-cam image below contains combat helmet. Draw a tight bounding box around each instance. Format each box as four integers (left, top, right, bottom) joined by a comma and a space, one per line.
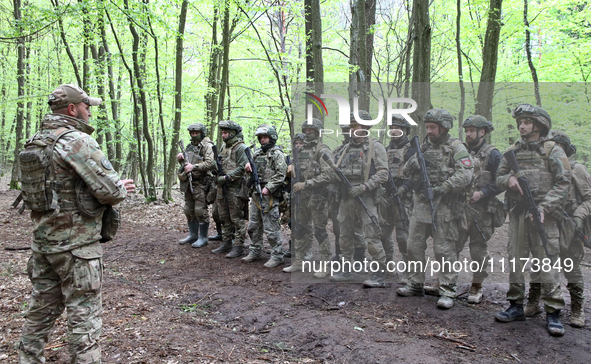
301, 118, 323, 134
511, 104, 551, 135
550, 130, 577, 157
219, 120, 242, 143
390, 114, 412, 134
255, 124, 278, 142
188, 123, 207, 144
349, 110, 374, 128
462, 115, 494, 133
424, 108, 454, 130
293, 133, 306, 142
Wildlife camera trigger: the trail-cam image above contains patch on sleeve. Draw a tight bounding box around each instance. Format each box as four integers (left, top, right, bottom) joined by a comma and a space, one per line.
101, 157, 113, 170
460, 157, 472, 167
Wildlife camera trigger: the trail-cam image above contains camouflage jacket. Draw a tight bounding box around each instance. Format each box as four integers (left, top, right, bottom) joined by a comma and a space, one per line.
335, 137, 389, 191
220, 136, 248, 187
251, 145, 287, 195
29, 114, 128, 255
298, 140, 332, 190
566, 160, 591, 221
496, 137, 571, 216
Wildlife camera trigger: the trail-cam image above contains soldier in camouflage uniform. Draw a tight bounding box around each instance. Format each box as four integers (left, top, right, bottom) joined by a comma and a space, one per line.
456, 115, 503, 303
17, 84, 135, 364
283, 133, 306, 259
176, 123, 215, 248
494, 104, 569, 336
380, 116, 415, 267
329, 111, 390, 288
211, 120, 250, 258
285, 119, 332, 274
243, 125, 287, 267
524, 130, 589, 328
396, 109, 473, 309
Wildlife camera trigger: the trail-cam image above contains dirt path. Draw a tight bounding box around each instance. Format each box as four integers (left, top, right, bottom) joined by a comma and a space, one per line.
2, 186, 591, 363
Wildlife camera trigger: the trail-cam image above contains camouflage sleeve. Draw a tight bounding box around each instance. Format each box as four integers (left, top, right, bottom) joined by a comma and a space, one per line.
266, 149, 288, 193
227, 143, 248, 181
573, 163, 591, 220
59, 133, 128, 206
194, 142, 215, 173
442, 141, 473, 191
495, 148, 513, 191
539, 145, 571, 214
365, 141, 389, 191
305, 145, 332, 188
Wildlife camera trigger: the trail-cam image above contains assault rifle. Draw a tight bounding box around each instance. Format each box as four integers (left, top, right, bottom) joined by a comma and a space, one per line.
384, 170, 409, 230
244, 147, 264, 216
410, 136, 437, 231
563, 211, 591, 250
504, 149, 553, 260
212, 145, 231, 217
178, 140, 194, 195
321, 152, 381, 233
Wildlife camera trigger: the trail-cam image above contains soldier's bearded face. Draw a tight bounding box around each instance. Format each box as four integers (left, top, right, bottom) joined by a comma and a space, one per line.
72, 102, 91, 122
518, 118, 536, 138
390, 126, 404, 140
464, 126, 483, 145
425, 122, 441, 141
259, 136, 270, 145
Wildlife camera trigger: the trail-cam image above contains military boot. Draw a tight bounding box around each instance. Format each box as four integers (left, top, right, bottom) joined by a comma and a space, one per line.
467, 282, 483, 304
283, 260, 303, 273
313, 256, 331, 279
396, 284, 425, 297
353, 247, 366, 262
283, 240, 292, 258
226, 246, 244, 259
241, 250, 262, 263
525, 283, 542, 317
191, 222, 210, 248
363, 264, 386, 288
208, 221, 223, 241
329, 268, 353, 282
570, 298, 585, 328
424, 284, 440, 296
264, 256, 284, 268
494, 300, 526, 322
179, 220, 199, 245
546, 310, 565, 336
437, 296, 454, 309
212, 240, 232, 254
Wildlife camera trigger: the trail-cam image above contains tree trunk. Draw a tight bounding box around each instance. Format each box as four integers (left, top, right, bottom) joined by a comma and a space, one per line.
475, 0, 503, 122
456, 0, 465, 141
165, 0, 189, 196
10, 0, 26, 190
216, 0, 231, 146
524, 0, 541, 106
51, 0, 81, 86
311, 0, 323, 119
349, 0, 358, 104
205, 5, 220, 145
411, 0, 431, 140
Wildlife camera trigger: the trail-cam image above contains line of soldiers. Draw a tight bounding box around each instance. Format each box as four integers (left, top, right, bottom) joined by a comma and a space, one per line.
177, 104, 590, 338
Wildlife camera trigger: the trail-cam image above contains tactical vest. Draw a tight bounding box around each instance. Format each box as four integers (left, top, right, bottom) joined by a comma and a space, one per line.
299, 141, 329, 181
470, 143, 497, 190
337, 138, 378, 184
507, 141, 555, 202
421, 137, 462, 185
221, 140, 245, 184
254, 146, 281, 184
19, 127, 79, 213
387, 141, 410, 181
186, 138, 213, 178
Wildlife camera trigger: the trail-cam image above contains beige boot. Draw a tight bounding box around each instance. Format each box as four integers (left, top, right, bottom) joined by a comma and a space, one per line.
525, 283, 542, 317
570, 298, 585, 328
467, 283, 483, 304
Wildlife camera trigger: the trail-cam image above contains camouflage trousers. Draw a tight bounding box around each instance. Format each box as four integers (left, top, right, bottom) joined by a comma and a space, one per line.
338, 193, 386, 264
380, 220, 408, 263
248, 193, 283, 259
456, 203, 493, 283
406, 212, 459, 298
217, 185, 247, 247
292, 191, 330, 260
506, 211, 565, 311
19, 247, 102, 364
183, 182, 210, 223
558, 219, 585, 301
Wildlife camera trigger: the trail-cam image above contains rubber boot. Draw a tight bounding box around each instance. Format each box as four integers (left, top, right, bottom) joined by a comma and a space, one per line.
525, 283, 542, 317
208, 221, 223, 241
353, 247, 366, 262
212, 240, 232, 254
546, 310, 565, 336
363, 264, 386, 288
226, 246, 244, 259
179, 220, 199, 245
495, 300, 526, 322
192, 222, 210, 248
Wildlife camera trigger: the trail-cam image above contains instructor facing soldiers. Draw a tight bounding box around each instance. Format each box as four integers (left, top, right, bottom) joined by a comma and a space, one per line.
177, 123, 215, 248
17, 84, 135, 363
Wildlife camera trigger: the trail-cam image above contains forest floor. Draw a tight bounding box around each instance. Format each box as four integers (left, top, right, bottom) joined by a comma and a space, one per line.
2, 178, 591, 363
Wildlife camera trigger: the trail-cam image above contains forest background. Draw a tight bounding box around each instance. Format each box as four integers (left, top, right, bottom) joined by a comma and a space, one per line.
1, 0, 590, 201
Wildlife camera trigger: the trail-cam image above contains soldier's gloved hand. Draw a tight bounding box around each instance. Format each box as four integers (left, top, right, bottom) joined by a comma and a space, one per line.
292, 182, 306, 193
574, 216, 584, 230
394, 186, 406, 197
217, 175, 228, 185
348, 184, 366, 198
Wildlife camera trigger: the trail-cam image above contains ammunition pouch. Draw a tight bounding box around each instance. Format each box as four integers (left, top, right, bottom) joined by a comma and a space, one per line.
100, 206, 120, 243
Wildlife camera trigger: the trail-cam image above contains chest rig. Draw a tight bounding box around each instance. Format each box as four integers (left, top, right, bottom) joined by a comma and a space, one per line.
254, 147, 280, 184
220, 140, 244, 174
387, 141, 410, 181
508, 141, 555, 202
337, 138, 377, 184
19, 127, 80, 213
186, 140, 212, 178
299, 141, 328, 181
419, 138, 460, 186
470, 143, 496, 190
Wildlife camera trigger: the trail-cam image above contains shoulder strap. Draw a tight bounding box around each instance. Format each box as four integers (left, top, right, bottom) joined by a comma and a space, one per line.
543, 141, 556, 158
363, 138, 375, 183
336, 144, 351, 168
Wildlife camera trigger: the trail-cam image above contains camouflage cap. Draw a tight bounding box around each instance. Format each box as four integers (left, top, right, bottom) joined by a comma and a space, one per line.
255, 124, 278, 141
188, 123, 207, 134
424, 108, 454, 130
512, 103, 551, 133
550, 130, 577, 157
462, 115, 494, 133
48, 84, 102, 110
218, 120, 242, 132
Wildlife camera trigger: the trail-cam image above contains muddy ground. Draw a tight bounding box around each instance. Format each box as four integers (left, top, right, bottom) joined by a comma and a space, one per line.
2, 181, 591, 363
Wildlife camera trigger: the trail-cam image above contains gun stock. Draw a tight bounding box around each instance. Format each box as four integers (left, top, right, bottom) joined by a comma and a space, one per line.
178, 140, 194, 195
245, 147, 265, 216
